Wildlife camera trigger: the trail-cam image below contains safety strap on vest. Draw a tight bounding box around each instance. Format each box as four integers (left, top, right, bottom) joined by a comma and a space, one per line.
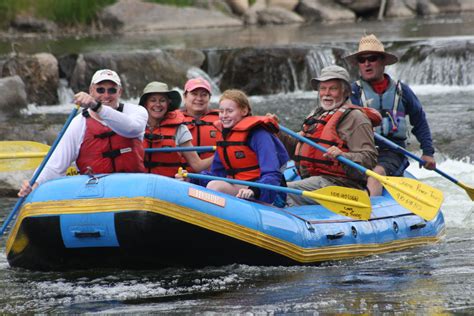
144, 133, 175, 141
144, 161, 184, 168
183, 120, 214, 127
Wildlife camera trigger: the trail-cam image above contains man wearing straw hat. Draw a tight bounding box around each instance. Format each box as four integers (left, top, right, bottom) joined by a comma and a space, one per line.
345, 34, 436, 196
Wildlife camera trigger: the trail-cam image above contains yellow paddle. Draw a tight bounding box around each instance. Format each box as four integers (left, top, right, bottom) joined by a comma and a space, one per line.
0, 141, 78, 175
279, 125, 443, 221
0, 141, 50, 172
179, 168, 371, 220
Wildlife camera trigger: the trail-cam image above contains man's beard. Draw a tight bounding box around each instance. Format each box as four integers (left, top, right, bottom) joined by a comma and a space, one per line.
320, 97, 345, 111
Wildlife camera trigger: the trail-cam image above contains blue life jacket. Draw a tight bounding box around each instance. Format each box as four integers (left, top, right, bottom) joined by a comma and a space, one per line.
356, 79, 408, 141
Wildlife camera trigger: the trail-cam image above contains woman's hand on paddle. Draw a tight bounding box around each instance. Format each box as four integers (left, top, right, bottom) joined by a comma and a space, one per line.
236, 188, 255, 200
18, 180, 38, 197
323, 146, 343, 160
421, 155, 436, 170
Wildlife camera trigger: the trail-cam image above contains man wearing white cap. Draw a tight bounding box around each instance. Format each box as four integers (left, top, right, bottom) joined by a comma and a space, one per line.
345, 34, 436, 196
279, 65, 379, 206
19, 69, 148, 196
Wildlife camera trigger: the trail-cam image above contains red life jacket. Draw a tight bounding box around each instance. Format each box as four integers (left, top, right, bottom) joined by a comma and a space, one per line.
76, 107, 146, 174
215, 116, 279, 181
143, 110, 186, 177
181, 109, 220, 160
295, 104, 380, 178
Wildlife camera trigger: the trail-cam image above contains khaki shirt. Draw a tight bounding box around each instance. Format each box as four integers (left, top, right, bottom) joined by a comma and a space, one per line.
280, 104, 378, 187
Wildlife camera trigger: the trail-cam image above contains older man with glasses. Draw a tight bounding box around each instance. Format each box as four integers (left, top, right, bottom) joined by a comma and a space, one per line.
19, 69, 148, 197
345, 34, 436, 197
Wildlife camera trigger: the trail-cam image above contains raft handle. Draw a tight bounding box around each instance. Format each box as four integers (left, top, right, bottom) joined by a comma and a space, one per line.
73, 230, 103, 238
326, 232, 345, 240
351, 226, 358, 238
410, 222, 427, 230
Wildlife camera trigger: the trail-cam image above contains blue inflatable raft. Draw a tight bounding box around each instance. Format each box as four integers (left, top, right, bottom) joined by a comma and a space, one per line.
5, 172, 445, 270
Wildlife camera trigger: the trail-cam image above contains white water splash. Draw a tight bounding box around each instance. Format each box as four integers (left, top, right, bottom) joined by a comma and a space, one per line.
407, 156, 474, 228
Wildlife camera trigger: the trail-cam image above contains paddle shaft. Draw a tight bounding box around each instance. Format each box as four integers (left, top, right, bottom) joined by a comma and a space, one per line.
0, 152, 47, 159
0, 104, 81, 236
374, 133, 459, 185
145, 146, 215, 153
184, 172, 306, 197
0, 147, 215, 159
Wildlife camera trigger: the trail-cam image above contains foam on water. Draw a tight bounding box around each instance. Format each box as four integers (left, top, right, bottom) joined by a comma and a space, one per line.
406, 156, 474, 228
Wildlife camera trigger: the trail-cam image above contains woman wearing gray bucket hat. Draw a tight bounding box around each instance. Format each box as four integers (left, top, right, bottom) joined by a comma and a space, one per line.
345, 34, 436, 197
140, 81, 212, 177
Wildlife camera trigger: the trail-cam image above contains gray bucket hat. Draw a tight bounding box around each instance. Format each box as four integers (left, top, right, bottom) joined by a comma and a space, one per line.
139, 81, 182, 111
310, 65, 351, 90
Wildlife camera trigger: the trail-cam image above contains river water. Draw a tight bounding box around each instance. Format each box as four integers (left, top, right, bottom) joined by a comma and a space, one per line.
1, 14, 474, 314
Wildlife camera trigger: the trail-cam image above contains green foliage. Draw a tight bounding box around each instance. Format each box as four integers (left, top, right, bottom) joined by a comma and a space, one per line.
0, 0, 117, 27
145, 0, 194, 7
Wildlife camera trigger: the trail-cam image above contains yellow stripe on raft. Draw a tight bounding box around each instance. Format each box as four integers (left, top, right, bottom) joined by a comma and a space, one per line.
6, 197, 445, 263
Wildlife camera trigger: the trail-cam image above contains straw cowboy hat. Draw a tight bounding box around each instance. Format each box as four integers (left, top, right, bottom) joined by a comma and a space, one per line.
344, 34, 399, 66
139, 81, 182, 111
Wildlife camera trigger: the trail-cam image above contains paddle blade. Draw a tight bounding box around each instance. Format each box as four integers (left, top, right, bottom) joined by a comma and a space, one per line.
0, 141, 50, 172
303, 186, 372, 220
459, 182, 474, 201
370, 172, 444, 221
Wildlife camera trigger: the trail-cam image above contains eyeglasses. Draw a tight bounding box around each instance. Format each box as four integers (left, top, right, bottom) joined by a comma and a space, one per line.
357, 55, 381, 64
96, 87, 118, 95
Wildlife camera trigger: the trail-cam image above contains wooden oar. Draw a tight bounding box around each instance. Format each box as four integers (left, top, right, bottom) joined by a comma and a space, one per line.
279, 125, 444, 221
0, 104, 81, 236
0, 141, 50, 172
375, 133, 474, 201
179, 169, 371, 220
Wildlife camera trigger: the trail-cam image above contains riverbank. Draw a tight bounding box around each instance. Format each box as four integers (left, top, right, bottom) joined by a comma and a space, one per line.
2, 0, 474, 39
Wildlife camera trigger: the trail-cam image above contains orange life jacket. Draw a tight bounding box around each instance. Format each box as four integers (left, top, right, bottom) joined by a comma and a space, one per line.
76, 107, 146, 174
181, 109, 220, 160
215, 116, 279, 181
295, 104, 380, 178
143, 110, 186, 177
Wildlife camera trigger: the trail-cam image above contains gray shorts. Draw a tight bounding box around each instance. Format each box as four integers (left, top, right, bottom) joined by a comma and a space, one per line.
378, 149, 409, 176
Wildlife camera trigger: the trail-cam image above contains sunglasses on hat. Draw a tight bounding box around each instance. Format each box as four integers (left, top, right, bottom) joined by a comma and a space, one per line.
357, 55, 382, 64
96, 87, 118, 95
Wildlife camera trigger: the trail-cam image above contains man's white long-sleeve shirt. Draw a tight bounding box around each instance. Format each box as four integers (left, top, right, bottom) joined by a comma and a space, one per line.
36, 102, 148, 185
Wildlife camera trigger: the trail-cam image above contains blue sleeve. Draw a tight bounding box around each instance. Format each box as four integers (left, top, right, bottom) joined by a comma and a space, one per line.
248, 128, 290, 204
401, 83, 435, 156
350, 82, 363, 106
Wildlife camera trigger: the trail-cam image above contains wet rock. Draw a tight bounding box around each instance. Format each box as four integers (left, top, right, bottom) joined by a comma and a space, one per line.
0, 76, 27, 117
336, 0, 380, 17
10, 16, 57, 33
165, 49, 206, 69
404, 0, 440, 15
296, 0, 356, 23
193, 0, 233, 14
1, 53, 59, 105
217, 46, 315, 95
98, 0, 242, 33
386, 0, 416, 18
226, 0, 249, 15
268, 0, 299, 11
256, 7, 305, 25
58, 54, 78, 81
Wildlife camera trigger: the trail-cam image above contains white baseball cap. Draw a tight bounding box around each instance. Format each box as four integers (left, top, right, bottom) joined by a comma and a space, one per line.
90, 69, 122, 86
